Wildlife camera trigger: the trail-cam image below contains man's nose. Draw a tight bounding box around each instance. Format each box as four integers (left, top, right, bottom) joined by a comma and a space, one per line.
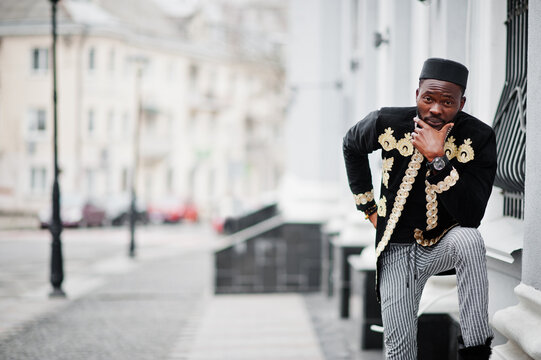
429, 103, 442, 116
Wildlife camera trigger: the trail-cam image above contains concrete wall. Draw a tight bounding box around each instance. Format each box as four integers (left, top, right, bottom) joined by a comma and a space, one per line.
523, 0, 541, 291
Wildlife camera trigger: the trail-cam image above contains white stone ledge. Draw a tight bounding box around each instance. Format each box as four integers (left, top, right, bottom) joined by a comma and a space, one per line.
334, 215, 375, 248
480, 216, 524, 264
418, 275, 459, 317
492, 283, 541, 360
348, 246, 376, 271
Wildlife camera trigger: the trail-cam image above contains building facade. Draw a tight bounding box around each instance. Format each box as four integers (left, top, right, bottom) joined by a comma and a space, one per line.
0, 0, 287, 222
284, 0, 539, 357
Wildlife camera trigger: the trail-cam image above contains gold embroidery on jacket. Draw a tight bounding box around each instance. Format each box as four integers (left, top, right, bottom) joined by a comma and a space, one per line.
414, 168, 460, 247
353, 189, 374, 206
397, 133, 414, 156
424, 173, 439, 231
427, 168, 460, 194
377, 196, 387, 217
413, 228, 447, 247
457, 139, 475, 163
378, 128, 397, 151
378, 128, 416, 158
375, 149, 424, 258
444, 136, 458, 160
382, 157, 394, 188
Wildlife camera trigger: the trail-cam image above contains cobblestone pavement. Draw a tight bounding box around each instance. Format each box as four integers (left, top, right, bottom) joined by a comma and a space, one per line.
0, 249, 212, 360
303, 294, 383, 360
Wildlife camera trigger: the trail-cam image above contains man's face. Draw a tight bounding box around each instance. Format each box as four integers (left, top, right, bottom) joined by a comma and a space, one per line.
416, 79, 465, 130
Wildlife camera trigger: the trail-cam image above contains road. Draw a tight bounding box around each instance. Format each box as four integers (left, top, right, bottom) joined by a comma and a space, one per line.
0, 224, 215, 298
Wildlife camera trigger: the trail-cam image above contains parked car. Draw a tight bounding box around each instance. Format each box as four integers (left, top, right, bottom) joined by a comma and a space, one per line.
182, 201, 199, 222
104, 193, 148, 226
147, 198, 199, 224
39, 195, 107, 228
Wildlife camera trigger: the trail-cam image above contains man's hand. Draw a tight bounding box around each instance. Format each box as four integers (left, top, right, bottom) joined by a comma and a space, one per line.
411, 117, 453, 162
368, 212, 377, 229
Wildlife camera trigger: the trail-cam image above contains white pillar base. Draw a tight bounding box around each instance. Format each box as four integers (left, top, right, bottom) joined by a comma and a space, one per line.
492, 340, 534, 360
491, 283, 541, 360
278, 176, 341, 223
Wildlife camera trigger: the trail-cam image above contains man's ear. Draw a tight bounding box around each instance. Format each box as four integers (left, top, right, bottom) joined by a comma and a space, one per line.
415, 88, 419, 99
459, 96, 466, 111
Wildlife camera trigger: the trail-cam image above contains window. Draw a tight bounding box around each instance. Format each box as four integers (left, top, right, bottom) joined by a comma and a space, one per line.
107, 110, 115, 134
100, 148, 108, 167
121, 168, 129, 191
189, 64, 199, 89
30, 167, 47, 193
28, 109, 47, 134
31, 48, 48, 71
88, 47, 96, 71
86, 169, 95, 195
167, 62, 175, 81
109, 48, 115, 72
88, 109, 95, 134
122, 112, 130, 139
167, 168, 174, 192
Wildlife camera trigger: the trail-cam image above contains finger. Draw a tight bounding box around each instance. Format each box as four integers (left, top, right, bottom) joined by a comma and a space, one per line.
415, 118, 429, 128
441, 122, 454, 134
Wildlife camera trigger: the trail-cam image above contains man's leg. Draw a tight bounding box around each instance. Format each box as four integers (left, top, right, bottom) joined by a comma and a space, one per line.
380, 244, 426, 360
417, 227, 493, 349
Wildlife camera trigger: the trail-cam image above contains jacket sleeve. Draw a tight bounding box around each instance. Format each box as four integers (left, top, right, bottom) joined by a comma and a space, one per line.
426, 130, 497, 228
342, 110, 381, 212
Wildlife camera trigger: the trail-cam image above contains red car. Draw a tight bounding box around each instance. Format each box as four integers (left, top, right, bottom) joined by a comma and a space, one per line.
147, 198, 198, 224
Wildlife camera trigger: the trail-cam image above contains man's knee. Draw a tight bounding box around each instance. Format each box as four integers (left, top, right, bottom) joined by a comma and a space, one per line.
448, 227, 486, 259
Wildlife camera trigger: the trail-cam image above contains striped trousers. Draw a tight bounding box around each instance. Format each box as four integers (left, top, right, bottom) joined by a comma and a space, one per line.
379, 226, 493, 359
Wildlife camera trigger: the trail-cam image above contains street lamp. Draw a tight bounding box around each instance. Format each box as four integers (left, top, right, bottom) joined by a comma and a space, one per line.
128, 55, 148, 258
49, 0, 65, 297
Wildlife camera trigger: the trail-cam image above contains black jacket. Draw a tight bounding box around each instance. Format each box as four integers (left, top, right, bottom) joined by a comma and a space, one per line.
343, 106, 497, 255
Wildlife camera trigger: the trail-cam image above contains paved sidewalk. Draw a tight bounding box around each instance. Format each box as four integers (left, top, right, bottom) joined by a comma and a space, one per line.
0, 226, 383, 360
171, 294, 325, 360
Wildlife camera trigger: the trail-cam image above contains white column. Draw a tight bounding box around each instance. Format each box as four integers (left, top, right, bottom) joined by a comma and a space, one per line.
281, 0, 343, 222
492, 2, 541, 359
389, 0, 411, 106
358, 0, 378, 116
522, 1, 541, 293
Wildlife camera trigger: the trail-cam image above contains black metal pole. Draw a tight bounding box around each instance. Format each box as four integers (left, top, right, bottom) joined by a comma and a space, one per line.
129, 65, 143, 258
129, 187, 136, 257
49, 0, 65, 298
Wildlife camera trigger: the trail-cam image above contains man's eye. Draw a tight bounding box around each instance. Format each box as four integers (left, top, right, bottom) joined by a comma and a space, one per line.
444, 100, 454, 106
424, 96, 432, 102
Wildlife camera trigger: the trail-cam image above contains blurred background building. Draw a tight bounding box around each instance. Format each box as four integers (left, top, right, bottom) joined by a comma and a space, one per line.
0, 0, 287, 226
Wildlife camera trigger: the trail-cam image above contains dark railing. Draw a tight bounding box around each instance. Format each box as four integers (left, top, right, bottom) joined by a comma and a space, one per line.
493, 0, 528, 219
222, 203, 278, 234
503, 190, 524, 219
215, 222, 322, 294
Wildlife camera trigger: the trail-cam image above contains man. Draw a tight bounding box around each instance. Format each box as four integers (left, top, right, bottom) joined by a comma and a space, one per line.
343, 58, 496, 359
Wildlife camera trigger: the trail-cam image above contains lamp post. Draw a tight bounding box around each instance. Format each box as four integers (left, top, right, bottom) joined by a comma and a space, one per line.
128, 56, 147, 258
49, 0, 65, 297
